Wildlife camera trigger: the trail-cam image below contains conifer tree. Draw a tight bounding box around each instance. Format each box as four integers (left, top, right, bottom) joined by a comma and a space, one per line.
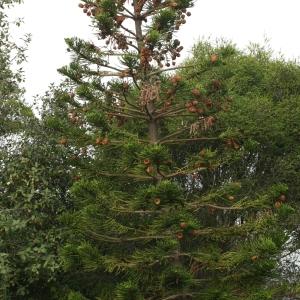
54, 1, 296, 299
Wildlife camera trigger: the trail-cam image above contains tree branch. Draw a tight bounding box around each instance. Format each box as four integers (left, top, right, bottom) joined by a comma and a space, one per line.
157, 126, 190, 143
188, 203, 244, 212
105, 101, 145, 116
122, 6, 135, 17
95, 171, 152, 180
76, 49, 124, 73
161, 293, 195, 300
107, 111, 147, 119
86, 230, 169, 243
155, 107, 186, 119
161, 137, 218, 145
121, 91, 141, 110
150, 65, 195, 76
165, 166, 207, 179
100, 103, 145, 118
131, 73, 141, 90
112, 208, 159, 214
120, 24, 137, 38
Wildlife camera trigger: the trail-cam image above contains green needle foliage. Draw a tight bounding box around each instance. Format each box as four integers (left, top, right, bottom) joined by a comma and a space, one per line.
39, 1, 299, 299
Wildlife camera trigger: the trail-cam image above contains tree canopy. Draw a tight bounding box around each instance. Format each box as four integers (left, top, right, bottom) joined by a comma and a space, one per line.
0, 0, 32, 136
0, 1, 300, 299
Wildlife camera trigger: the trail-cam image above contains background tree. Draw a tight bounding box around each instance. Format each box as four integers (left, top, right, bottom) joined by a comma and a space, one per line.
0, 2, 72, 298
0, 85, 80, 299
184, 40, 300, 199
46, 1, 298, 299
0, 128, 72, 299
180, 40, 300, 296
183, 40, 300, 277
0, 0, 32, 136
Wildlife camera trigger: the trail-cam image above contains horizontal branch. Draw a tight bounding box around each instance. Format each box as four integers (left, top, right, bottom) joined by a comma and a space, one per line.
101, 50, 134, 56
107, 111, 147, 119
86, 230, 169, 243
155, 107, 186, 119
161, 137, 218, 145
76, 49, 123, 73
188, 203, 244, 212
119, 13, 134, 19
100, 103, 146, 118
96, 171, 152, 180
120, 105, 146, 116
86, 70, 136, 78
161, 293, 195, 300
86, 70, 127, 77
112, 94, 141, 110
150, 65, 195, 76
141, 2, 169, 18
162, 114, 197, 118
112, 209, 159, 214
165, 166, 207, 179
157, 126, 190, 143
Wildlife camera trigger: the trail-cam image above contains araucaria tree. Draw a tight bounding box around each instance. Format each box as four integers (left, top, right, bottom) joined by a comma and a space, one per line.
56, 0, 295, 299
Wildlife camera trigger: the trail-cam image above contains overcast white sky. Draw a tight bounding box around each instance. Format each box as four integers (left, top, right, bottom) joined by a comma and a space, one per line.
8, 0, 300, 104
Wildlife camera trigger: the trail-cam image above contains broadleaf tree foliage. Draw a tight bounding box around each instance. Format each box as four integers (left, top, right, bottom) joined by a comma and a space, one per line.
44, 0, 299, 299
183, 40, 300, 295
0, 0, 32, 136
0, 2, 72, 299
